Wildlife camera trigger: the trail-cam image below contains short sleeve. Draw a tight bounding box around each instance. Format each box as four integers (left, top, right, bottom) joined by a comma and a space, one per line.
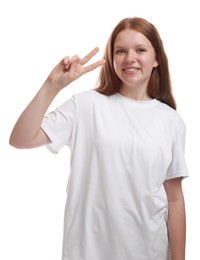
166, 116, 188, 180
41, 95, 76, 153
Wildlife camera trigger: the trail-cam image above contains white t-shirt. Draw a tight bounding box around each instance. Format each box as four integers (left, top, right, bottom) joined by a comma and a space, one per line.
41, 90, 188, 260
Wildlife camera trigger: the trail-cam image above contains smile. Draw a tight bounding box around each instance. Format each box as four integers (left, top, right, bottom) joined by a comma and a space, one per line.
124, 67, 140, 72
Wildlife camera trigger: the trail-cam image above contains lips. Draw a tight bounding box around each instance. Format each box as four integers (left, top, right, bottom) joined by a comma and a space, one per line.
123, 67, 140, 72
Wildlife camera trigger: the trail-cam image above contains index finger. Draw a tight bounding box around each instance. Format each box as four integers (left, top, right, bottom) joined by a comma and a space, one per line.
80, 47, 101, 66
82, 59, 106, 74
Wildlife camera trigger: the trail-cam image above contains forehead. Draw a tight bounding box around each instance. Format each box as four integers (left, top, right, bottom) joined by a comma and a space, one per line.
114, 29, 152, 47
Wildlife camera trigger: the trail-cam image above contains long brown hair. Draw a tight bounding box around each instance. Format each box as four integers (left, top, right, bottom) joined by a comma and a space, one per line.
95, 17, 176, 110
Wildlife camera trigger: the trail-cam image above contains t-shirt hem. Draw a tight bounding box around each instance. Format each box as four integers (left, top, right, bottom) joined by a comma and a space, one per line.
40, 122, 60, 154
165, 171, 189, 181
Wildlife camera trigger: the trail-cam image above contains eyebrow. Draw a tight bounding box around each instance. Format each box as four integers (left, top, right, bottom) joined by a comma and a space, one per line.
135, 44, 148, 48
114, 44, 149, 49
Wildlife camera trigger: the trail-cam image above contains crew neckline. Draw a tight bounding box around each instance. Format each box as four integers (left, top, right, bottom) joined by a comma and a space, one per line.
116, 92, 159, 107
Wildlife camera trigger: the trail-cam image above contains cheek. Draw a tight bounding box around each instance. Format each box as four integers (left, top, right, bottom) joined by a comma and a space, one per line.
113, 55, 123, 69
140, 56, 157, 68
113, 58, 119, 74
139, 55, 149, 64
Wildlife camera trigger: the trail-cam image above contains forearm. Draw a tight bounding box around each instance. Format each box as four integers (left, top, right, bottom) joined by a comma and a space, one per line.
167, 198, 186, 260
9, 80, 60, 148
9, 47, 105, 148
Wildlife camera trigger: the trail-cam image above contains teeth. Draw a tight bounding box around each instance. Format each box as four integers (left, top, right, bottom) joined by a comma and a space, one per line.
125, 68, 139, 71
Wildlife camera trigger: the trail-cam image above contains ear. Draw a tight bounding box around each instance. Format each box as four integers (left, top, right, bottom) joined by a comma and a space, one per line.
153, 59, 159, 68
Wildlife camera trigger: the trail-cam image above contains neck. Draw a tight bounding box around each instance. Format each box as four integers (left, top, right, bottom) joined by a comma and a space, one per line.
118, 87, 151, 101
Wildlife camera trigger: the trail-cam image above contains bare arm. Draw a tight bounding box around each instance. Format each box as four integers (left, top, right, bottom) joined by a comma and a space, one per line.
9, 47, 105, 149
164, 177, 186, 260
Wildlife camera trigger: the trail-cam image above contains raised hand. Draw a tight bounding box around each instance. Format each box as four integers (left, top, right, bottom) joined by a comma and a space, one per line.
9, 47, 106, 148
47, 47, 106, 91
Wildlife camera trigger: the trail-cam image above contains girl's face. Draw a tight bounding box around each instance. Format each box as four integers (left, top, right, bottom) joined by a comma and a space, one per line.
113, 29, 158, 100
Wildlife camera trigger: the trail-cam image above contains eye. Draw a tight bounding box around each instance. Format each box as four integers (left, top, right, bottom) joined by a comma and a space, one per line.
137, 48, 146, 53
115, 49, 126, 54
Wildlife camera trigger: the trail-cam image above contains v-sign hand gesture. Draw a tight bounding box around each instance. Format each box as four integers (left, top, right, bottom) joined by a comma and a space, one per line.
47, 47, 106, 91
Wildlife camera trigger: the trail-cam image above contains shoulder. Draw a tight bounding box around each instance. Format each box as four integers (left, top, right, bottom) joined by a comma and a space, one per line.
73, 89, 110, 106
58, 90, 111, 115
74, 89, 105, 100
155, 100, 186, 133
156, 100, 182, 118
58, 90, 102, 109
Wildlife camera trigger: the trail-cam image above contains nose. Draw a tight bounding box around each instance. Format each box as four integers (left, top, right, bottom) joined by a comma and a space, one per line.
125, 50, 136, 63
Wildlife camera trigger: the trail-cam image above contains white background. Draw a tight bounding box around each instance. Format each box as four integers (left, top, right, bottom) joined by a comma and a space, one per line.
0, 0, 199, 259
